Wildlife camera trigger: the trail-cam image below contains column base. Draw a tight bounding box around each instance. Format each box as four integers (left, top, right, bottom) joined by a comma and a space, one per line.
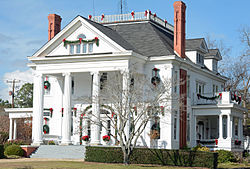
60, 141, 72, 145
90, 143, 102, 146
31, 141, 44, 146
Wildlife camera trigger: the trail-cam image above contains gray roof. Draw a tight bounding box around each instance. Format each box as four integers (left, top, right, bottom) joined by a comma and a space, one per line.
107, 22, 174, 57
83, 16, 174, 57
205, 49, 222, 60
83, 16, 138, 52
186, 38, 206, 51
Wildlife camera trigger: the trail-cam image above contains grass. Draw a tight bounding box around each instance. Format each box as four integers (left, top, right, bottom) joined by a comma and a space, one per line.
218, 162, 250, 168
0, 160, 206, 169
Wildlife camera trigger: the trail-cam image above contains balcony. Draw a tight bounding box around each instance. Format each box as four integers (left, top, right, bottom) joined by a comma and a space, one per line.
90, 11, 174, 32
193, 91, 242, 106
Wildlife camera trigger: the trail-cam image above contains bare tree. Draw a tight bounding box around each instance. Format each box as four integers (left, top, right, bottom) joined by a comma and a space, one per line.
78, 68, 175, 165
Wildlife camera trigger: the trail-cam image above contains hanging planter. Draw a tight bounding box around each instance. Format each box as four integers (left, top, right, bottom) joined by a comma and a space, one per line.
43, 124, 49, 134
151, 76, 161, 86
44, 81, 50, 90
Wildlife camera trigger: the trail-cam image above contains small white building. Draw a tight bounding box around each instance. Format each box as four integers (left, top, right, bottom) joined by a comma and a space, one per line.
5, 1, 247, 151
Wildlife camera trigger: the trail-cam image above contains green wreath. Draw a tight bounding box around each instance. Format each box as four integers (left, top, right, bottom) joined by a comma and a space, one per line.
43, 125, 49, 134
44, 81, 50, 90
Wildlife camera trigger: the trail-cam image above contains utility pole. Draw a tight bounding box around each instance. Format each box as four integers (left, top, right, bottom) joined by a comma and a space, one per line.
121, 0, 123, 14
6, 79, 20, 108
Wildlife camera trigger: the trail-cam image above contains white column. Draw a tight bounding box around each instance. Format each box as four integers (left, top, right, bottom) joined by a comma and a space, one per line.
122, 70, 130, 141
227, 115, 232, 139
8, 118, 13, 141
219, 115, 223, 139
208, 118, 211, 139
90, 71, 101, 145
32, 73, 44, 146
61, 72, 72, 145
13, 119, 17, 140
238, 117, 241, 139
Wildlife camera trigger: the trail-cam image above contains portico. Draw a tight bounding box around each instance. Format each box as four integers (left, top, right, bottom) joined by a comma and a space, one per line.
30, 62, 132, 146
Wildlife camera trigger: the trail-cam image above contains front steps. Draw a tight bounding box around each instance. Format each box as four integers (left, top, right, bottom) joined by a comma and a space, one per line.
30, 145, 85, 159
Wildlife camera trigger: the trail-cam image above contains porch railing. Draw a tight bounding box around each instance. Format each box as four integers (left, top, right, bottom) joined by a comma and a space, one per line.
90, 11, 174, 31
193, 91, 242, 106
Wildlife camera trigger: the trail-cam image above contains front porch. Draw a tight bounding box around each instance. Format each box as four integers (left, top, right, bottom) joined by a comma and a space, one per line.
191, 92, 246, 151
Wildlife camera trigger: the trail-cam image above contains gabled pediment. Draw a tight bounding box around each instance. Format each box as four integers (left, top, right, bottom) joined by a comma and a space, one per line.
186, 38, 208, 53
204, 49, 222, 61
32, 16, 133, 58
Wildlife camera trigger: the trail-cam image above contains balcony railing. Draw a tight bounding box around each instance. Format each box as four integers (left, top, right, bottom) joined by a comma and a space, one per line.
90, 11, 174, 32
193, 91, 242, 106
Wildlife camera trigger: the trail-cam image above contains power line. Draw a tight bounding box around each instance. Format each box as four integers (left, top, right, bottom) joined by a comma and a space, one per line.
6, 79, 20, 108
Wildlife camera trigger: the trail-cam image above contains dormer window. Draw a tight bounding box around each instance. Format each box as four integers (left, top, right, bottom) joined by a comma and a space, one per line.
196, 53, 204, 65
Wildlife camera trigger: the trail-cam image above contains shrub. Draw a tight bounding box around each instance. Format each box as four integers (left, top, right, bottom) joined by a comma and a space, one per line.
195, 145, 210, 152
0, 132, 9, 144
85, 146, 218, 169
217, 150, 236, 163
0, 145, 4, 159
4, 140, 26, 149
4, 144, 24, 157
48, 140, 55, 145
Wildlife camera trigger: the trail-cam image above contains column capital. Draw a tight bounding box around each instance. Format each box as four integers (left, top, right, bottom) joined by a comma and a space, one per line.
62, 72, 71, 77
90, 71, 99, 76
120, 68, 129, 75
33, 72, 43, 78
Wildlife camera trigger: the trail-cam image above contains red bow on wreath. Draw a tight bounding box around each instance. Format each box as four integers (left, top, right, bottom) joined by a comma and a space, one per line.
131, 11, 135, 18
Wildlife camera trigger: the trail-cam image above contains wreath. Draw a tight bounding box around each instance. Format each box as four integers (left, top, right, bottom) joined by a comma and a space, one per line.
44, 81, 50, 90
43, 124, 49, 134
151, 76, 161, 86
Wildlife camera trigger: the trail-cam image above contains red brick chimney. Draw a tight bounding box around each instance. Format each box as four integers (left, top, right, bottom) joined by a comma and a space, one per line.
48, 14, 62, 41
173, 1, 186, 58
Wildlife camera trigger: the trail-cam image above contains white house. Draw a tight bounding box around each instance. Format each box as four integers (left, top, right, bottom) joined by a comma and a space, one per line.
5, 1, 247, 152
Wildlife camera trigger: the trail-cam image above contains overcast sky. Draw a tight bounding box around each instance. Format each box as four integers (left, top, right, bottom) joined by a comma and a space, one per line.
0, 0, 249, 100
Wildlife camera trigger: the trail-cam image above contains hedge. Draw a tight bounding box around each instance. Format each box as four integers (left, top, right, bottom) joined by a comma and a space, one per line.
0, 145, 4, 159
4, 144, 24, 157
85, 146, 218, 169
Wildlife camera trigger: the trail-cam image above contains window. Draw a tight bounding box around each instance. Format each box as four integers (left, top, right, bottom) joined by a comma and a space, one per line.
234, 117, 238, 136
222, 115, 227, 139
187, 75, 190, 97
107, 120, 111, 135
174, 111, 177, 140
83, 44, 87, 53
77, 34, 86, 39
187, 112, 190, 143
174, 71, 178, 93
151, 117, 160, 139
196, 82, 204, 94
196, 53, 204, 65
70, 44, 74, 54
213, 60, 218, 71
100, 72, 107, 90
87, 120, 91, 137
72, 77, 75, 95
89, 43, 93, 53
76, 44, 80, 53
213, 84, 218, 95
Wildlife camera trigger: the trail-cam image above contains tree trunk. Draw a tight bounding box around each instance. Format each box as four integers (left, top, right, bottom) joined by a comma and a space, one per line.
123, 151, 130, 165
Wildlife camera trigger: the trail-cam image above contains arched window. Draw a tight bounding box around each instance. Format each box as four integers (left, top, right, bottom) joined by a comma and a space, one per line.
77, 34, 86, 39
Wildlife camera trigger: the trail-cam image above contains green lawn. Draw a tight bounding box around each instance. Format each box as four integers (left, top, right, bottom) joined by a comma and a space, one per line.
1, 160, 250, 169
218, 162, 250, 168
0, 160, 205, 169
